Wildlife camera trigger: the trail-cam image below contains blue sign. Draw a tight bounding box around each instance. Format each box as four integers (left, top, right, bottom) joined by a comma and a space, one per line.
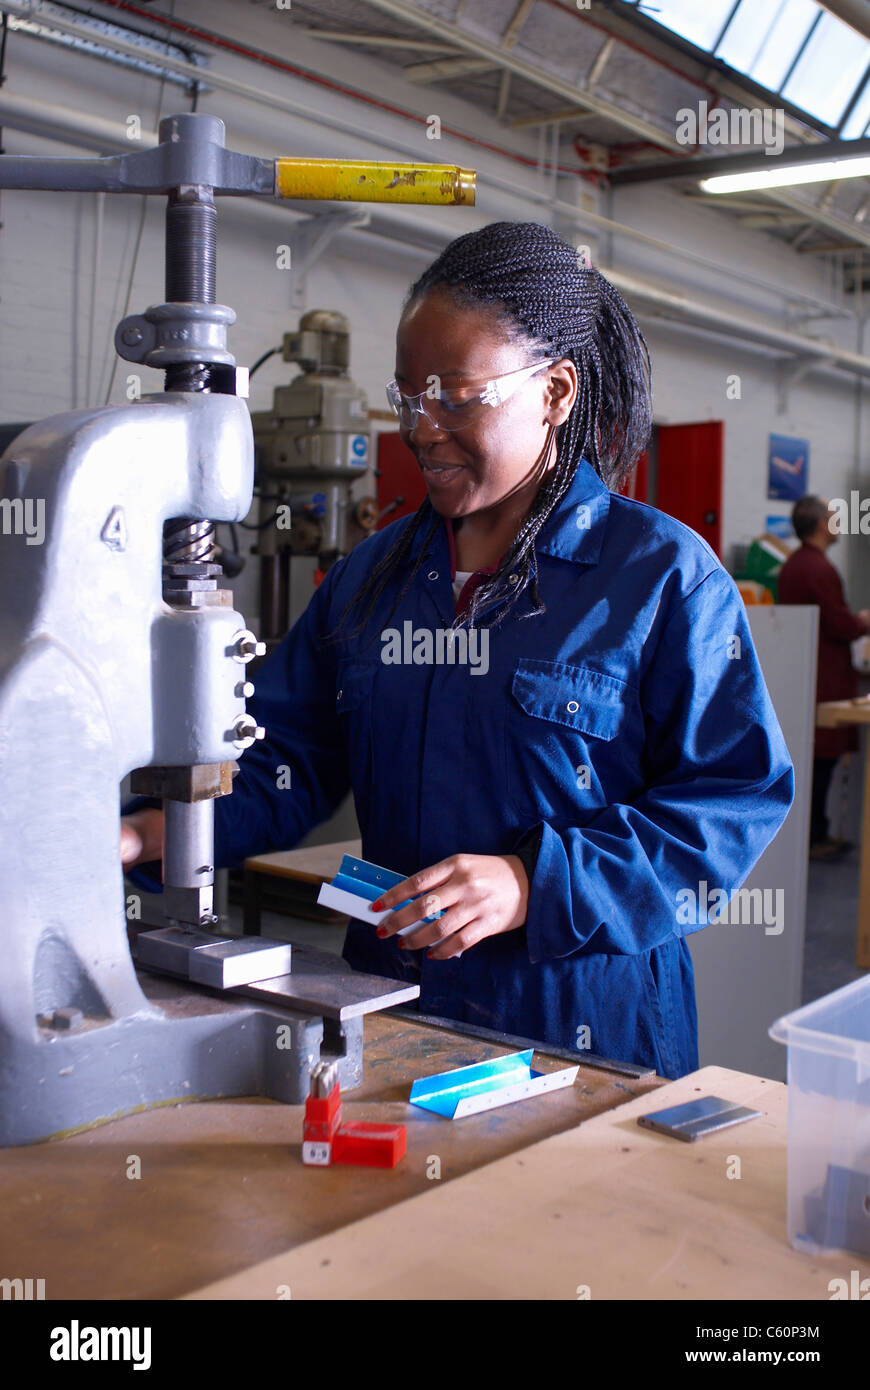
351, 435, 368, 457
768, 434, 808, 502
766, 514, 793, 540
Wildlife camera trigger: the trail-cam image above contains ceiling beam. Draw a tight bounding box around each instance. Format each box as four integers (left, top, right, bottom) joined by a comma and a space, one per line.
302, 30, 457, 51
586, 36, 615, 92
818, 1, 870, 42
610, 137, 870, 187
355, 0, 680, 150
685, 192, 791, 212
496, 70, 512, 121
404, 0, 535, 94
510, 105, 596, 129
799, 241, 868, 253
403, 56, 496, 83
764, 185, 870, 252
503, 0, 538, 48
738, 214, 816, 229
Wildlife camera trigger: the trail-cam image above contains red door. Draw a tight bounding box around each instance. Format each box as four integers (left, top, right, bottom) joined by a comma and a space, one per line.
378, 423, 723, 557
376, 431, 426, 529
654, 421, 723, 556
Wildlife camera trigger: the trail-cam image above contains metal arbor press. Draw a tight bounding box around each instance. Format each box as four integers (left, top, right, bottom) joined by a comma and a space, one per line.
0, 113, 474, 1145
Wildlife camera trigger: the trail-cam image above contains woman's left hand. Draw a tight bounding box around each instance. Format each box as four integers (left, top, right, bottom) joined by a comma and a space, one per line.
370, 853, 529, 960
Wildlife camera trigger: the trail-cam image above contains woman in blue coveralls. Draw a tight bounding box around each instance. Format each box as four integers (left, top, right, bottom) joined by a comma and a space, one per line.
123, 221, 794, 1080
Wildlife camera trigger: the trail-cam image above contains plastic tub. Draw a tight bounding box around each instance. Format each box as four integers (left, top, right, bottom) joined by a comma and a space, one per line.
769, 974, 870, 1257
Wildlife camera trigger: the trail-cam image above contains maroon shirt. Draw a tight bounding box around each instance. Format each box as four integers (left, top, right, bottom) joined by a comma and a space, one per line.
778, 542, 867, 757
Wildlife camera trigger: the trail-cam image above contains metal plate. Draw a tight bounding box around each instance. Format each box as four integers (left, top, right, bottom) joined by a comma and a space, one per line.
133, 925, 293, 987
134, 931, 419, 1021
637, 1094, 762, 1141
238, 940, 420, 1020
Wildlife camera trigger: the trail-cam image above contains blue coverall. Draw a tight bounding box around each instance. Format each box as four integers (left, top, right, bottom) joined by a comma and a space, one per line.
130, 457, 794, 1079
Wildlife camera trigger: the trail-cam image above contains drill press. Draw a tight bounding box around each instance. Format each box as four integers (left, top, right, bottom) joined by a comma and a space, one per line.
0, 113, 474, 1145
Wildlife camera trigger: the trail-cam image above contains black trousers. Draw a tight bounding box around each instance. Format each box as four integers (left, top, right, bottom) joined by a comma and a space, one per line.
811, 757, 838, 845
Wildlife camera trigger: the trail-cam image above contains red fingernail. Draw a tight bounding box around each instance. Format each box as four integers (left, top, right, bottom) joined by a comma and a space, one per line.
375, 926, 387, 938
371, 898, 384, 911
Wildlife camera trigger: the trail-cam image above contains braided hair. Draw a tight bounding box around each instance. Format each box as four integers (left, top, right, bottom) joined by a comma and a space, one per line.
327, 220, 651, 643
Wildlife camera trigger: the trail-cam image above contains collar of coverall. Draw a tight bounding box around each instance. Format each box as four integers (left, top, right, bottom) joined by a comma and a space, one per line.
438, 454, 611, 576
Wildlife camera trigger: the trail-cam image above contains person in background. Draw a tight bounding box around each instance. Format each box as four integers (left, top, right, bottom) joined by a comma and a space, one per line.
778, 495, 870, 859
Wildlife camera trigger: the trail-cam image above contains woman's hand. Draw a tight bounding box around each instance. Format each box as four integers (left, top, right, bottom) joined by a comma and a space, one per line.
120, 808, 165, 870
370, 853, 529, 960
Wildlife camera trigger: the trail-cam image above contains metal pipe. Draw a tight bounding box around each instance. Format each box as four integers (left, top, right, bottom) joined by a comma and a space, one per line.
84, 190, 104, 408
275, 157, 474, 205
0, 89, 850, 321
609, 267, 870, 379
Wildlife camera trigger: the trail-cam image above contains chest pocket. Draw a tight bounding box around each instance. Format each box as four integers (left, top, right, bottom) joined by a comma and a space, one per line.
511, 659, 630, 738
506, 658, 633, 820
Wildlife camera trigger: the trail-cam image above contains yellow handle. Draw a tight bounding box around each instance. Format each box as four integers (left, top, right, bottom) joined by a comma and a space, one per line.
275, 158, 475, 206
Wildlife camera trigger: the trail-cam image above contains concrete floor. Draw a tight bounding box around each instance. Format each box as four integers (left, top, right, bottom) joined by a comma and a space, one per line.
801, 851, 866, 1004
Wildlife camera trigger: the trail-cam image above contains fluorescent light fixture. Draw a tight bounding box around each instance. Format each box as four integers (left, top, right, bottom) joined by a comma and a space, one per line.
701, 155, 870, 194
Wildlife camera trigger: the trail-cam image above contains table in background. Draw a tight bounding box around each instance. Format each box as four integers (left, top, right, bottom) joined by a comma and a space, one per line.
243, 838, 362, 934
817, 698, 870, 967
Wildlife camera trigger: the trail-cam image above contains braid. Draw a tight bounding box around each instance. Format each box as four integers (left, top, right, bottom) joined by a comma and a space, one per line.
322, 500, 441, 649
325, 221, 651, 641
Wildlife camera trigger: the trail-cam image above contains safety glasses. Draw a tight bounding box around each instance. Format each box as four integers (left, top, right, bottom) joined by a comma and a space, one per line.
386, 359, 556, 433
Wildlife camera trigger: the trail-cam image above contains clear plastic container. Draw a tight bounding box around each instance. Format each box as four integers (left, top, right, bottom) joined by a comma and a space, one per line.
769, 974, 870, 1257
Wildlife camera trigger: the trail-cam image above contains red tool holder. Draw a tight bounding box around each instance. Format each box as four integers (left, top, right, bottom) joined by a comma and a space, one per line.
302, 1080, 406, 1168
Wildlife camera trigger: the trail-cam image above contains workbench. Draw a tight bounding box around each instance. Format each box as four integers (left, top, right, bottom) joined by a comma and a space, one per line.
185, 1064, 870, 1301
11, 837, 866, 1301
0, 1012, 664, 1301
4, 1012, 865, 1300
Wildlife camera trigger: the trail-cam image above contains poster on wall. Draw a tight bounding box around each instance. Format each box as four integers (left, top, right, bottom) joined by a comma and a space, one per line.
767, 434, 808, 501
